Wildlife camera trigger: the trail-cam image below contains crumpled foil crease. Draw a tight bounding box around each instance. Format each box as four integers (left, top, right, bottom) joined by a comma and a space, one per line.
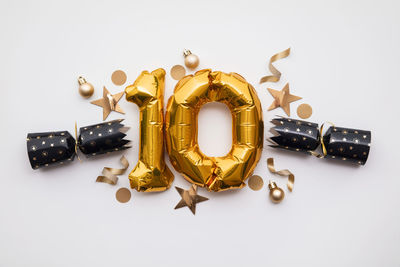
165, 69, 264, 192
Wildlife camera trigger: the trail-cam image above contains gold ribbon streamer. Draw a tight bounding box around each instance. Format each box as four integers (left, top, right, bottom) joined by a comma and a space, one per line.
309, 121, 335, 158
267, 157, 294, 192
260, 48, 291, 84
74, 122, 81, 162
96, 156, 129, 185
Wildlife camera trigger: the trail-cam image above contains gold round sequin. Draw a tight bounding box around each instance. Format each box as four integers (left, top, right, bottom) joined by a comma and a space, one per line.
297, 103, 313, 119
116, 187, 131, 203
248, 175, 264, 191
111, 70, 127, 86
170, 65, 186, 80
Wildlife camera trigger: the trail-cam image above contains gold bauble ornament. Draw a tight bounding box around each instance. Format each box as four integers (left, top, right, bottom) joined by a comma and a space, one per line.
78, 76, 94, 98
183, 49, 200, 69
268, 181, 285, 203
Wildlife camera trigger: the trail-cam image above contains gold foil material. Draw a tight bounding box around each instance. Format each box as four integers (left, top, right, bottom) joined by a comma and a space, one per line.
267, 157, 294, 192
125, 68, 174, 192
174, 184, 209, 215
165, 69, 264, 192
96, 156, 129, 185
260, 48, 291, 84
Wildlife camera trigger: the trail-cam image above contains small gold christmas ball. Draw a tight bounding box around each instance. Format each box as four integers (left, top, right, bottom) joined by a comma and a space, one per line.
268, 181, 285, 203
78, 76, 94, 98
79, 83, 94, 98
184, 54, 199, 69
183, 49, 200, 69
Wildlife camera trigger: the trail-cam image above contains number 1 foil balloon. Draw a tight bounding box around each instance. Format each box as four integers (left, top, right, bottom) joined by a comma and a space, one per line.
165, 69, 264, 192
125, 68, 174, 192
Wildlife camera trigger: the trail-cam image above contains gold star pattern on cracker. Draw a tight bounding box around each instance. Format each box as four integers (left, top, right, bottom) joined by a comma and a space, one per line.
267, 83, 301, 116
174, 185, 209, 215
91, 87, 125, 120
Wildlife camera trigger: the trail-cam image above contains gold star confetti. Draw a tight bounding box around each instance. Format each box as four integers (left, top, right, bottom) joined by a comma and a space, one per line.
174, 185, 208, 215
267, 83, 302, 116
91, 86, 125, 120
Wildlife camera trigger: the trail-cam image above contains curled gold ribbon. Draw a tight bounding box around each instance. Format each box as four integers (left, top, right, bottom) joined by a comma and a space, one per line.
260, 48, 291, 84
96, 156, 129, 185
267, 157, 294, 192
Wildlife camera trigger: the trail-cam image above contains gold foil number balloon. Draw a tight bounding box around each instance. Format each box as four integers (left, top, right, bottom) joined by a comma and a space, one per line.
125, 69, 174, 192
165, 69, 264, 192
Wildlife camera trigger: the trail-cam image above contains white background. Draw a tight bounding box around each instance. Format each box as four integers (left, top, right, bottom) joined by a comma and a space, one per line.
0, 0, 399, 266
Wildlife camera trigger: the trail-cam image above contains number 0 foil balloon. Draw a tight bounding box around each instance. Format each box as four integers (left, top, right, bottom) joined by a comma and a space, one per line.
165, 69, 264, 192
125, 68, 174, 192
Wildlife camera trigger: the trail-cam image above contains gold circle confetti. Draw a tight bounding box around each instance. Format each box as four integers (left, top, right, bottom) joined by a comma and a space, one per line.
297, 103, 313, 119
116, 187, 131, 203
111, 70, 127, 86
170, 65, 186, 80
248, 175, 264, 191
